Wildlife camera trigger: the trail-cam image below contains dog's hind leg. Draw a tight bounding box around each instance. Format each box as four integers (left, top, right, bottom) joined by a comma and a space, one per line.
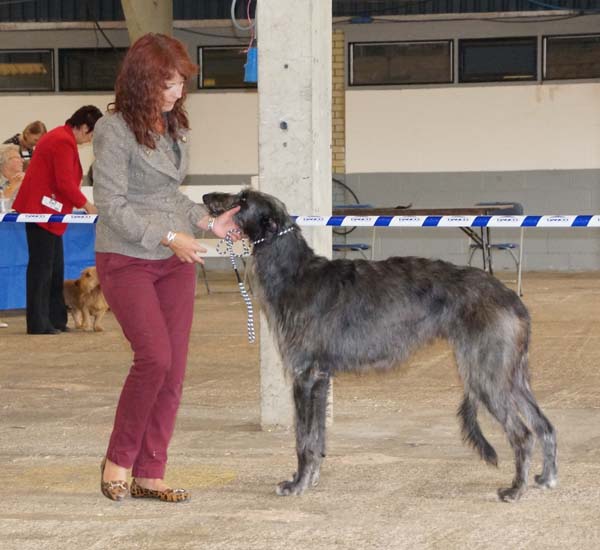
460, 384, 533, 501
457, 315, 538, 501
276, 366, 330, 496
477, 389, 534, 503
518, 386, 557, 490
496, 409, 534, 502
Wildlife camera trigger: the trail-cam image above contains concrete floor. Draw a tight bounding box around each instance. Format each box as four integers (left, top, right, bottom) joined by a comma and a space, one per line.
1, 271, 600, 550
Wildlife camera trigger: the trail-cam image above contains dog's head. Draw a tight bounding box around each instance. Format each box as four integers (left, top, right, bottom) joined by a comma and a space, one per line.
203, 188, 295, 243
79, 266, 100, 293
203, 192, 240, 217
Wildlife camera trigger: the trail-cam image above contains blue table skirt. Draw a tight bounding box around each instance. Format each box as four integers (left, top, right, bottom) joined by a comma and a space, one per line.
0, 224, 96, 310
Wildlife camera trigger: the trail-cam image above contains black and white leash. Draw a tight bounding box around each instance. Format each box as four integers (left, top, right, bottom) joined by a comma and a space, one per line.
217, 226, 296, 344
219, 231, 255, 343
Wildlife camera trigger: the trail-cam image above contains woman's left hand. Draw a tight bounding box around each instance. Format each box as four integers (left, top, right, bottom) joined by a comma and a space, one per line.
210, 206, 242, 240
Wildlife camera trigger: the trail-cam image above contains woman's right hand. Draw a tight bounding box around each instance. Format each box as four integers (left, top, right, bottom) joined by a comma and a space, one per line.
5, 172, 24, 198
83, 201, 98, 215
11, 172, 25, 185
163, 231, 207, 264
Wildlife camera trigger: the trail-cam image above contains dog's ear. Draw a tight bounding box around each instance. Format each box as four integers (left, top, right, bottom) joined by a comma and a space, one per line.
259, 215, 279, 240
237, 189, 249, 205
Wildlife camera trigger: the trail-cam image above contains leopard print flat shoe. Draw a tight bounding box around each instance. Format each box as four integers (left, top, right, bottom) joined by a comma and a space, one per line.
100, 457, 129, 502
130, 479, 191, 503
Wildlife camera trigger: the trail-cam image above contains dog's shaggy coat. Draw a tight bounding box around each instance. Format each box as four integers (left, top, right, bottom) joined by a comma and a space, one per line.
63, 266, 109, 331
203, 189, 557, 502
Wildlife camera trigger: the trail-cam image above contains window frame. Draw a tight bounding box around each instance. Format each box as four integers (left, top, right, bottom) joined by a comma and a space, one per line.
543, 33, 600, 82
458, 36, 538, 84
197, 45, 257, 90
348, 39, 454, 87
58, 47, 127, 92
0, 48, 54, 92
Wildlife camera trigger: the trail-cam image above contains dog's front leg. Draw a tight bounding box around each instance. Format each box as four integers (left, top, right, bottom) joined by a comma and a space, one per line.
93, 309, 106, 332
72, 308, 83, 329
277, 367, 330, 496
81, 306, 92, 331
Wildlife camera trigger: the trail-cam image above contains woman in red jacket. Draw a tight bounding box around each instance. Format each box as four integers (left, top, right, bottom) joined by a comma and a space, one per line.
12, 105, 102, 334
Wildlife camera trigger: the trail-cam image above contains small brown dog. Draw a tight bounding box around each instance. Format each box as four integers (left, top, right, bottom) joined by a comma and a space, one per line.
63, 266, 109, 331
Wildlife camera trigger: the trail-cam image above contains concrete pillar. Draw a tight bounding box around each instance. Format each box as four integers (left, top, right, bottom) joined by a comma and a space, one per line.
257, 1, 333, 428
121, 0, 172, 43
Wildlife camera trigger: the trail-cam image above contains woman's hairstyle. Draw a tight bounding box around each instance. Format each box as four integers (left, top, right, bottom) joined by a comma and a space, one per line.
112, 33, 198, 148
23, 120, 47, 138
65, 105, 103, 131
0, 144, 20, 172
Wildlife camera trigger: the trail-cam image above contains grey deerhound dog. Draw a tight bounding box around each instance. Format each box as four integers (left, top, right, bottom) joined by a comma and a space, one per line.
203, 189, 557, 502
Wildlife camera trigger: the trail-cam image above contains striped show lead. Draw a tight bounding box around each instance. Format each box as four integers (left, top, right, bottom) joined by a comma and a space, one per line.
221, 231, 255, 344
2, 212, 600, 228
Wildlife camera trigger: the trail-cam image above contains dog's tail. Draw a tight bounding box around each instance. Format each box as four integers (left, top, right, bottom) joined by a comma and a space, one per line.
458, 394, 498, 467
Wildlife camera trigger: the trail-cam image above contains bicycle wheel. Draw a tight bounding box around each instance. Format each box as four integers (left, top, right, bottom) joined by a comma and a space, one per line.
332, 177, 360, 236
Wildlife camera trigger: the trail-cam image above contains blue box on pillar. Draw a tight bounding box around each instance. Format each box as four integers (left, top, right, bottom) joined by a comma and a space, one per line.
244, 47, 258, 83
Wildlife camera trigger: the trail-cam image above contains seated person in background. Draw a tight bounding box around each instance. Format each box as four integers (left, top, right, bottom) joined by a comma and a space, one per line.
0, 144, 25, 211
4, 120, 47, 165
0, 144, 28, 327
0, 142, 30, 327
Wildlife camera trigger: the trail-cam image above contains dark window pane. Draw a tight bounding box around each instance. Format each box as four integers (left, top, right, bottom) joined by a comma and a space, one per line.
199, 47, 257, 89
0, 50, 53, 91
545, 34, 600, 80
459, 37, 537, 83
59, 48, 126, 91
351, 41, 452, 86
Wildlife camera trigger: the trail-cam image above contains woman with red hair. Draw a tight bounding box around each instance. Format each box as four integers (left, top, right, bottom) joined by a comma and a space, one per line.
93, 33, 240, 502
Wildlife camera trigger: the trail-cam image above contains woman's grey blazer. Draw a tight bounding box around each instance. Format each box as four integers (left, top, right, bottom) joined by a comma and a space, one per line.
93, 112, 208, 260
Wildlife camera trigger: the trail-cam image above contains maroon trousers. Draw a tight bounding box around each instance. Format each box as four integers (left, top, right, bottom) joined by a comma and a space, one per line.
96, 252, 196, 479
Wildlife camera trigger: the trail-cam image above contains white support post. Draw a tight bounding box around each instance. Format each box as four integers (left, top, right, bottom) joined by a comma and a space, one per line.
256, 1, 333, 428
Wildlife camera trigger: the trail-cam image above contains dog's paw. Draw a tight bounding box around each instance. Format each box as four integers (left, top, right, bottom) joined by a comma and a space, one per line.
94, 326, 104, 332
534, 474, 557, 489
310, 470, 320, 488
497, 486, 523, 503
276, 479, 305, 496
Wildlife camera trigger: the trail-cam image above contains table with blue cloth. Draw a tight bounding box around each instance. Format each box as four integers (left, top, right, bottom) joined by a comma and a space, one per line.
0, 223, 96, 310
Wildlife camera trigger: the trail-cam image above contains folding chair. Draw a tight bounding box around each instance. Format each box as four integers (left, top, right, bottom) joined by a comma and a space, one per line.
332, 242, 372, 260
467, 202, 524, 296
333, 202, 375, 260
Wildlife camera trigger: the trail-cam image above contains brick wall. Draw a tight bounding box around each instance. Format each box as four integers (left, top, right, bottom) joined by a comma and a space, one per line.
332, 29, 346, 175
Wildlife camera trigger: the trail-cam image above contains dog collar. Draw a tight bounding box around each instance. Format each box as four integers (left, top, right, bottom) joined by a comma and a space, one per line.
253, 226, 296, 246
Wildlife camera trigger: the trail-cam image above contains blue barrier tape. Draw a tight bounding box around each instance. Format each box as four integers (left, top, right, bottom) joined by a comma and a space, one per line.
2, 213, 600, 228
293, 214, 600, 228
